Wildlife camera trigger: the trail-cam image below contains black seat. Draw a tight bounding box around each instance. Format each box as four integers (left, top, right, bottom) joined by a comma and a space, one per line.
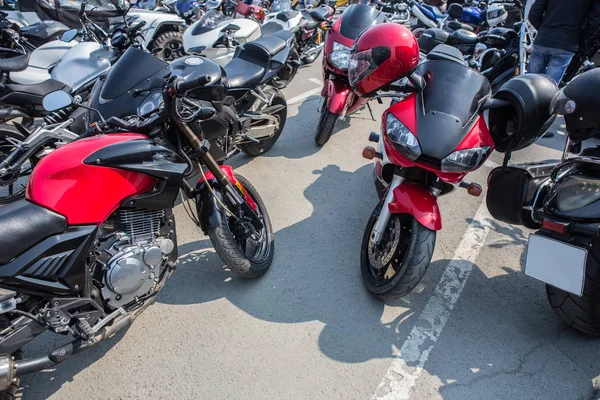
426, 44, 465, 64
447, 20, 474, 32
448, 29, 478, 45
244, 34, 287, 58
305, 19, 319, 30
0, 53, 31, 73
0, 200, 66, 265
276, 10, 300, 22
1, 79, 68, 106
308, 5, 332, 22
223, 58, 266, 89
261, 21, 283, 37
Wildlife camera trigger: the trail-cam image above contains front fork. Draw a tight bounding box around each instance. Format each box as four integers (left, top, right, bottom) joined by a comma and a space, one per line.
371, 174, 405, 244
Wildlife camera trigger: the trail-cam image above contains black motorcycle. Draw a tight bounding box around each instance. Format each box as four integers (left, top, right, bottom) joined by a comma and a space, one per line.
0, 11, 70, 58
487, 68, 600, 336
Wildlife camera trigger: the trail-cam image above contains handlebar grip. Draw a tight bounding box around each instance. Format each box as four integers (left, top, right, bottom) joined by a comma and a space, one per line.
175, 75, 212, 94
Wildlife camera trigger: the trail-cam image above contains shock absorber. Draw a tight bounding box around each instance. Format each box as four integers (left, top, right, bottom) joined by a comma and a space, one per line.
44, 106, 74, 125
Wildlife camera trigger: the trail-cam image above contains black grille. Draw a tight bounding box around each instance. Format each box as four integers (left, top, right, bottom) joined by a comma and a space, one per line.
417, 155, 441, 168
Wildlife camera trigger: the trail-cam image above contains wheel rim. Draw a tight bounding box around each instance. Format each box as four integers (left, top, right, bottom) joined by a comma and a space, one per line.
366, 213, 412, 285
227, 187, 271, 264
0, 136, 31, 202
162, 39, 184, 61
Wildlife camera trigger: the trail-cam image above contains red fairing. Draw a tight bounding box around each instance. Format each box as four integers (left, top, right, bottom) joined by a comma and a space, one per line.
388, 182, 442, 230
326, 79, 352, 114
235, 2, 265, 21
455, 116, 495, 152
197, 165, 257, 210
323, 19, 355, 76
27, 134, 157, 225
387, 94, 417, 136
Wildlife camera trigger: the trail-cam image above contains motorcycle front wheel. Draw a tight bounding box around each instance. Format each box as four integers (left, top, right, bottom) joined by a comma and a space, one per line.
208, 174, 274, 278
314, 104, 339, 146
361, 202, 436, 299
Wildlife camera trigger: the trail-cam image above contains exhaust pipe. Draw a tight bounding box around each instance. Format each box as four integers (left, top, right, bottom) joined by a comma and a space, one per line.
303, 43, 324, 57
0, 356, 14, 391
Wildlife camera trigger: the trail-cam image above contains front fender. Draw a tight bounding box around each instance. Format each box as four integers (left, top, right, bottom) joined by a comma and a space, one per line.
325, 79, 352, 115
388, 182, 442, 230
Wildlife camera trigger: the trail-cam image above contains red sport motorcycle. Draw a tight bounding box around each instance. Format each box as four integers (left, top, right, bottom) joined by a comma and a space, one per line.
0, 50, 274, 393
314, 3, 386, 146
352, 23, 555, 298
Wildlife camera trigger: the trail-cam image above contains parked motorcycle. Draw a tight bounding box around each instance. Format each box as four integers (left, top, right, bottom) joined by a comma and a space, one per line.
0, 47, 274, 395
353, 23, 555, 298
314, 3, 385, 146
486, 68, 600, 336
0, 10, 70, 57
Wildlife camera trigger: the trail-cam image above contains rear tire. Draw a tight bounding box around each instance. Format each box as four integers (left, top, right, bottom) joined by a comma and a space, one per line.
240, 88, 287, 156
314, 105, 338, 146
149, 30, 185, 61
361, 202, 436, 299
272, 49, 300, 89
0, 125, 29, 204
208, 175, 274, 278
546, 242, 600, 335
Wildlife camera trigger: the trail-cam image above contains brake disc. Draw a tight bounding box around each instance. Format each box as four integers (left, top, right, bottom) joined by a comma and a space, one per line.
368, 215, 402, 271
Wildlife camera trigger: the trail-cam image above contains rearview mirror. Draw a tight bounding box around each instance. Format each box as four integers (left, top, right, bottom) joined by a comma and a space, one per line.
61, 29, 78, 42
43, 90, 74, 112
129, 0, 139, 5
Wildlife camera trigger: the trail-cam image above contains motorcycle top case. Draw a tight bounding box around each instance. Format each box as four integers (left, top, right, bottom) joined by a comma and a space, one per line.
486, 160, 559, 229
418, 29, 450, 54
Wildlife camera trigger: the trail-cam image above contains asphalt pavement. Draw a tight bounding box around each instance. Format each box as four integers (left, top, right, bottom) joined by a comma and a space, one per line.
18, 57, 600, 400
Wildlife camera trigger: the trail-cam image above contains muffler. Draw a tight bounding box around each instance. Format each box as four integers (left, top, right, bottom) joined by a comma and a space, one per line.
303, 43, 324, 57
0, 355, 14, 391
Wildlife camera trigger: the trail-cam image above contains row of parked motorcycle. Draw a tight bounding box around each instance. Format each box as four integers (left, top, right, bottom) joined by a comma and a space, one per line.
0, 0, 598, 395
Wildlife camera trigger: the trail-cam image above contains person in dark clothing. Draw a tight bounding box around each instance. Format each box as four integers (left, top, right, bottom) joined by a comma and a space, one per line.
528, 0, 594, 85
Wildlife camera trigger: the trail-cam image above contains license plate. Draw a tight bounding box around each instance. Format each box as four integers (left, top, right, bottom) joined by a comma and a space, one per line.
525, 234, 587, 296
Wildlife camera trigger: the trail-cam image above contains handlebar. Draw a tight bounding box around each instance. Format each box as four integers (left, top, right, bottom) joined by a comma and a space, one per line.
174, 75, 212, 94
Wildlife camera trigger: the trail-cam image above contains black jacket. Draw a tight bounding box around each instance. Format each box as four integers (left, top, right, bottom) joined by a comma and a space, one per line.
529, 0, 594, 52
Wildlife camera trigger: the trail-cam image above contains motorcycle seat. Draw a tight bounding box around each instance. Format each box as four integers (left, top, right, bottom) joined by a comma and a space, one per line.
1, 79, 69, 106
0, 200, 66, 265
448, 29, 478, 45
261, 21, 284, 37
0, 53, 31, 73
426, 44, 465, 65
223, 57, 266, 89
244, 33, 288, 58
447, 20, 474, 32
305, 19, 319, 30
276, 10, 300, 22
308, 5, 332, 22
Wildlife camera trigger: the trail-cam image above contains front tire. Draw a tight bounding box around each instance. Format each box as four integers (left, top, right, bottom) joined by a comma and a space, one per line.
547, 242, 600, 335
361, 202, 436, 299
239, 87, 287, 156
314, 104, 339, 146
208, 174, 274, 278
150, 30, 185, 61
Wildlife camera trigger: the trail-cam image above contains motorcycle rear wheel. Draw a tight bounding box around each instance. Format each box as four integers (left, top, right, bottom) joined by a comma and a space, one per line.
208, 174, 274, 278
546, 242, 600, 335
361, 202, 436, 299
272, 49, 300, 89
240, 87, 287, 156
314, 104, 339, 146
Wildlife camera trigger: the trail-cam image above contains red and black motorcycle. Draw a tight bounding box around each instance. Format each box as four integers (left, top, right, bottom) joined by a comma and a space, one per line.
314, 3, 386, 146
0, 49, 274, 392
352, 23, 555, 298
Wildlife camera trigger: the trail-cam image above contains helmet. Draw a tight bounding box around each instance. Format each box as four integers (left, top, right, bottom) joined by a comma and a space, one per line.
552, 68, 600, 141
349, 23, 419, 97
488, 74, 558, 153
176, 0, 195, 17
486, 3, 507, 27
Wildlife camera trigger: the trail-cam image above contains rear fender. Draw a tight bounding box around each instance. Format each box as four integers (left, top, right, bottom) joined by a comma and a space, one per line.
388, 182, 442, 230
325, 79, 352, 115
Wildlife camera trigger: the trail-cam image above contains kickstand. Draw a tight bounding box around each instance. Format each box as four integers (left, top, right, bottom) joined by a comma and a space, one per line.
367, 103, 375, 121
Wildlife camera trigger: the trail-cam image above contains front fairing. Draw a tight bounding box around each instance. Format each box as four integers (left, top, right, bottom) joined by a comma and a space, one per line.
338, 3, 385, 40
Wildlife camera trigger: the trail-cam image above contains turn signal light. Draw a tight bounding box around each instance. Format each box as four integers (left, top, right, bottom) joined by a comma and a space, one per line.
362, 146, 381, 160
466, 183, 482, 197
542, 219, 569, 233
320, 21, 331, 30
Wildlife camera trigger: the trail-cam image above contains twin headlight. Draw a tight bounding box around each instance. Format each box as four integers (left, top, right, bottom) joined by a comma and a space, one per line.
385, 114, 491, 172
329, 41, 351, 70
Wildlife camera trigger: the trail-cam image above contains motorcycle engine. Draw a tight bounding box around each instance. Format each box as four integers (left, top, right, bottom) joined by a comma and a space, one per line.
98, 209, 176, 310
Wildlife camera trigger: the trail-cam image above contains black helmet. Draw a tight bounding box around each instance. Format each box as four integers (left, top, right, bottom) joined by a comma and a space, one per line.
551, 68, 600, 141
488, 74, 558, 153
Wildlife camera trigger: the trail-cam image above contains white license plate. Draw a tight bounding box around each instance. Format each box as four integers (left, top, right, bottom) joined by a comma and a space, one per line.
525, 234, 587, 296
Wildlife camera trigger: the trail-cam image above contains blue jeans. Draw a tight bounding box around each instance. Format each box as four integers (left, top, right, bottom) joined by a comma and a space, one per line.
528, 44, 575, 85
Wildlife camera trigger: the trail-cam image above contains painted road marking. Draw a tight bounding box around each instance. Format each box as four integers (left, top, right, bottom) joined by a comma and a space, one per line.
372, 202, 494, 400
308, 78, 323, 85
288, 88, 322, 105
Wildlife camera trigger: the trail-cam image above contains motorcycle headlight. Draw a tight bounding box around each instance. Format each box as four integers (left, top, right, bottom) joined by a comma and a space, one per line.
329, 41, 351, 70
441, 147, 491, 173
556, 175, 600, 212
385, 113, 421, 160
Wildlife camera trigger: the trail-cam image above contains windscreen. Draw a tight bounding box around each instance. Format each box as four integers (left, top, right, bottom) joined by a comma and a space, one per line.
418, 60, 491, 127
339, 4, 385, 40
100, 47, 170, 100
191, 9, 230, 35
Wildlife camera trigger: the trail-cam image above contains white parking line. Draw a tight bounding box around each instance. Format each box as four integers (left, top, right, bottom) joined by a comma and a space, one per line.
372, 202, 494, 400
288, 88, 322, 105
308, 78, 323, 85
